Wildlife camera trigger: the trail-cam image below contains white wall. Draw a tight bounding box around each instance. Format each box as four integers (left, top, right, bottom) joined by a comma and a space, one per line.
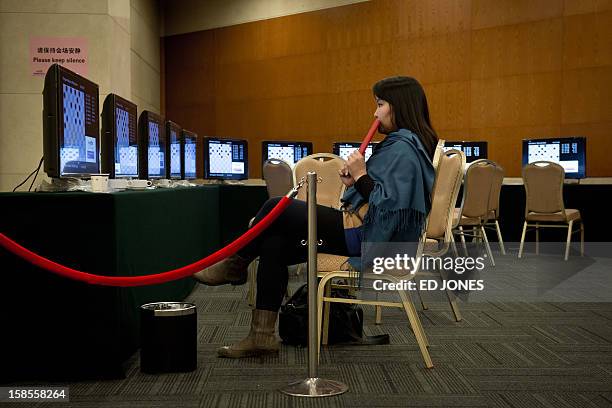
162, 0, 369, 36
0, 0, 161, 191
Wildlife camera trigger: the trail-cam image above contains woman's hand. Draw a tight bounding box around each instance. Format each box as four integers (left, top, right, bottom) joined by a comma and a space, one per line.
346, 150, 367, 181
338, 165, 355, 187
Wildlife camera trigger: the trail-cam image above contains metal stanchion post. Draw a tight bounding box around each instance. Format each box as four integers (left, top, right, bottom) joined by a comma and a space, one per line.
280, 171, 349, 397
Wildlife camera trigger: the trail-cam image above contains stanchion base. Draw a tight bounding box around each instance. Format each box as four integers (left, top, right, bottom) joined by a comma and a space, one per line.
280, 377, 348, 397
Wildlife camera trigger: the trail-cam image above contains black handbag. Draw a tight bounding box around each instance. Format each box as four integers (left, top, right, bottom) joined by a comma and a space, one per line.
279, 284, 389, 346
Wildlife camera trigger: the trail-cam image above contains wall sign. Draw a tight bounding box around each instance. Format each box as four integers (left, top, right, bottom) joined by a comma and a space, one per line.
30, 37, 89, 77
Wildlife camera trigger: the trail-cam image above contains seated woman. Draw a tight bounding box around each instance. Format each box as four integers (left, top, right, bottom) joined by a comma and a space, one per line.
194, 76, 437, 358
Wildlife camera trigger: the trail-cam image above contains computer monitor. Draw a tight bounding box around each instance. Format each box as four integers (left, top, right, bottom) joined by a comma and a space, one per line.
101, 94, 138, 178
166, 121, 182, 180
443, 141, 488, 163
138, 111, 166, 179
332, 142, 377, 161
262, 141, 313, 168
43, 64, 100, 178
182, 130, 198, 180
203, 137, 248, 180
522, 137, 586, 179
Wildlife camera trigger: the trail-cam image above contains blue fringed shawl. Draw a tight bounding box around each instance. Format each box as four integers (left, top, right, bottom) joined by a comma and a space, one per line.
341, 128, 435, 271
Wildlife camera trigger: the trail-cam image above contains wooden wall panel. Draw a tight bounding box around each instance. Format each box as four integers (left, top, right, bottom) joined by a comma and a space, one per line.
471, 0, 563, 29
471, 19, 563, 79
563, 0, 612, 16
261, 13, 328, 58
215, 24, 264, 64
394, 0, 472, 38
471, 73, 562, 129
563, 11, 612, 69
424, 81, 471, 130
164, 0, 612, 178
394, 31, 472, 84
324, 1, 397, 48
562, 66, 612, 124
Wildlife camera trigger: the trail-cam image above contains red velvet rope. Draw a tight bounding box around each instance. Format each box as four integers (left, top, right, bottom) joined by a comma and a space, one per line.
0, 196, 292, 287
359, 119, 380, 155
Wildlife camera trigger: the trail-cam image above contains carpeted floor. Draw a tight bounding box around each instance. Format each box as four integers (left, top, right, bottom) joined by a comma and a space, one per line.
6, 248, 612, 408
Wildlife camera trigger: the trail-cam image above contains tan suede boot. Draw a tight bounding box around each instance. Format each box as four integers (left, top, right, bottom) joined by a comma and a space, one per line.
218, 309, 280, 358
193, 254, 251, 286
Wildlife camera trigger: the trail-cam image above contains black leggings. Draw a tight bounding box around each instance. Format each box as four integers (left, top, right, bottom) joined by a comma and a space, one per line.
238, 197, 350, 312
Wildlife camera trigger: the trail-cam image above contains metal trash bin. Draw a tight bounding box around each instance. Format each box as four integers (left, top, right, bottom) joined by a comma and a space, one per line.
140, 302, 197, 374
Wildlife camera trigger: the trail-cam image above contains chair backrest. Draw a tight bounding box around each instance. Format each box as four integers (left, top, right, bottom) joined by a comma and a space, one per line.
522, 161, 565, 215
432, 139, 445, 170
293, 153, 346, 208
262, 159, 293, 198
457, 159, 500, 221
426, 149, 465, 240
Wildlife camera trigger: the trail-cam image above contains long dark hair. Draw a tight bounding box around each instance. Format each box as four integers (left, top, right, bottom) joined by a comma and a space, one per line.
373, 76, 438, 158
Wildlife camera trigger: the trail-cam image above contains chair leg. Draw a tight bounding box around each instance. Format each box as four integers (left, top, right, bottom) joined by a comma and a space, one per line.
403, 291, 430, 347
518, 221, 528, 258
440, 267, 462, 322
535, 222, 540, 255
416, 286, 428, 310
375, 305, 382, 325
373, 291, 383, 324
450, 233, 459, 257
317, 274, 334, 363
445, 289, 462, 322
247, 258, 258, 308
397, 289, 433, 368
322, 281, 332, 345
565, 220, 574, 261
317, 284, 323, 364
481, 225, 495, 267
495, 220, 506, 255
580, 221, 584, 256
459, 226, 468, 256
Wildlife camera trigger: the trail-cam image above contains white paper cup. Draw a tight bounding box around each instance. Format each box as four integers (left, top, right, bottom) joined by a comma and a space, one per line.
91, 175, 109, 192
